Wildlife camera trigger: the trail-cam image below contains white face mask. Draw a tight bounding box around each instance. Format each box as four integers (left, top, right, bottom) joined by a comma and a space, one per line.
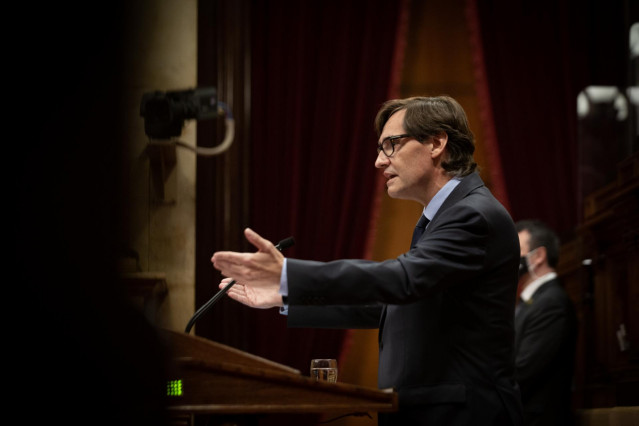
524, 247, 539, 280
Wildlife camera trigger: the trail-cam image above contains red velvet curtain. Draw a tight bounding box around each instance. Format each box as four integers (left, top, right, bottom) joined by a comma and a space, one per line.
467, 0, 634, 238
246, 0, 406, 377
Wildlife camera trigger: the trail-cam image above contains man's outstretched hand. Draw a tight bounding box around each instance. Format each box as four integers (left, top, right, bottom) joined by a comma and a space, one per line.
217, 277, 284, 308
211, 228, 284, 307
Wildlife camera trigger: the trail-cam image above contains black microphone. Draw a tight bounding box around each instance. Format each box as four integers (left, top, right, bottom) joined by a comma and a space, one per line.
184, 236, 295, 333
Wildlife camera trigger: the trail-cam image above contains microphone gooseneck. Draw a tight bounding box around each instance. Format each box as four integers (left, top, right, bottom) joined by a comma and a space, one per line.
184, 236, 295, 334
275, 236, 295, 251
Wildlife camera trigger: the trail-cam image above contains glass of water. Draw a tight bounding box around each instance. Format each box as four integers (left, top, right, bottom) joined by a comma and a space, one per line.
310, 358, 338, 383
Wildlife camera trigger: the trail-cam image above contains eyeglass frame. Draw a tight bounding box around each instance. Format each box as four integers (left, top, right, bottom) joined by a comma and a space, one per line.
377, 134, 413, 157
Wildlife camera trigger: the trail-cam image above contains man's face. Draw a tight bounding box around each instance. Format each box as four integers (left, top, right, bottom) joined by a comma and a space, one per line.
375, 109, 433, 205
518, 230, 531, 257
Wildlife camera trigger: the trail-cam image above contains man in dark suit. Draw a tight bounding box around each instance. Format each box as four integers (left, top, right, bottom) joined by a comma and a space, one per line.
514, 220, 578, 426
212, 96, 524, 425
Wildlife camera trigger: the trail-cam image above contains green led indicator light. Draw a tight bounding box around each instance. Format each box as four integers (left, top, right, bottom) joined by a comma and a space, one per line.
167, 379, 183, 397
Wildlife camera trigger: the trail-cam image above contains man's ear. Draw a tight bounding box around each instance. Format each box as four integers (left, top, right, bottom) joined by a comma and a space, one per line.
431, 132, 448, 159
534, 246, 548, 267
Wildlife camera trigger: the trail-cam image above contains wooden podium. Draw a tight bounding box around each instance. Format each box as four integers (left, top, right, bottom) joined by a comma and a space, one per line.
160, 329, 397, 424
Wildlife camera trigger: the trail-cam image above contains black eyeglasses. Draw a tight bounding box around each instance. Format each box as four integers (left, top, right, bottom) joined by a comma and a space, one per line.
377, 134, 412, 157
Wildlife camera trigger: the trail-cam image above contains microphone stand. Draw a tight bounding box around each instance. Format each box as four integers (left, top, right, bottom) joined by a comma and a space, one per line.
184, 236, 294, 334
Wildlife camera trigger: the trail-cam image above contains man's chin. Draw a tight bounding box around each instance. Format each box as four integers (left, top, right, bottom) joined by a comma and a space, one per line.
386, 187, 402, 199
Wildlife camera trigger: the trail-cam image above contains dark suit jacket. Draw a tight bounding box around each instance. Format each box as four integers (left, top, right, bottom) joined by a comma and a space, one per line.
286, 173, 524, 425
514, 278, 577, 426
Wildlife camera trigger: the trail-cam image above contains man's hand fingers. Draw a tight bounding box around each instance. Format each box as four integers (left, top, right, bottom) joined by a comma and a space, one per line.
220, 282, 240, 294
212, 251, 248, 265
210, 228, 283, 287
244, 228, 277, 254
225, 287, 248, 304
221, 283, 256, 307
212, 252, 251, 279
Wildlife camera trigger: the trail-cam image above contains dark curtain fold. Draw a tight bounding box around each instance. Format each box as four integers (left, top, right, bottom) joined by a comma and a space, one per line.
471, 0, 633, 237
248, 0, 404, 375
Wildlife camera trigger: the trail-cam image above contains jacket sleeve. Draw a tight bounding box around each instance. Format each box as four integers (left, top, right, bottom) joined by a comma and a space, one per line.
286, 201, 492, 306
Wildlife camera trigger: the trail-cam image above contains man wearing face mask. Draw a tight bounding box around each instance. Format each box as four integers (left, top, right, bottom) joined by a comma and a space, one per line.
514, 220, 578, 426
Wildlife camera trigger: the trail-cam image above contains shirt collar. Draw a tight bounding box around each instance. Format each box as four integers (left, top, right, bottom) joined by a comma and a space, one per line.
520, 272, 557, 302
423, 177, 462, 222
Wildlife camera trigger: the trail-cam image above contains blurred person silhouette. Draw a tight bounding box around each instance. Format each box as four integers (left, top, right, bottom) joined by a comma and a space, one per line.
515, 219, 578, 426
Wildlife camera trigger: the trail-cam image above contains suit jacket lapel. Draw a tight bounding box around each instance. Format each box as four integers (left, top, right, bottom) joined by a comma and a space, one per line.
379, 173, 484, 338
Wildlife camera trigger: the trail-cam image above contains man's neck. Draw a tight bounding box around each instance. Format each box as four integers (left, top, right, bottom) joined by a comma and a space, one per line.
422, 173, 454, 207
423, 176, 462, 221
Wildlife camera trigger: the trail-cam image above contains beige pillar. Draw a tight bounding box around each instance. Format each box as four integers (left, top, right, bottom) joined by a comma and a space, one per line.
120, 0, 198, 331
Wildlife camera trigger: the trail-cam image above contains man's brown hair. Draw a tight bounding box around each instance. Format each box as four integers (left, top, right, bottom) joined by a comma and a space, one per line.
375, 96, 477, 177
